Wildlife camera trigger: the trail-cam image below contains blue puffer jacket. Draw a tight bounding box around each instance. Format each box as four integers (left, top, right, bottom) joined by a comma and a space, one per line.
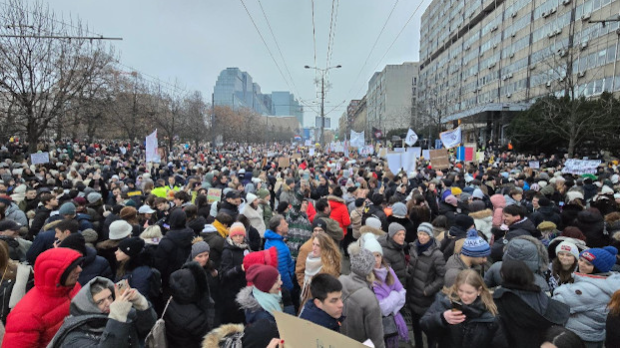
264, 229, 295, 291
25, 229, 55, 265
78, 247, 113, 286
553, 272, 620, 342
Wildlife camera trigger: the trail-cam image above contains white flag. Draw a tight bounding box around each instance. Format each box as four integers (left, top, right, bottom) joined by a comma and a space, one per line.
405, 128, 418, 146
350, 130, 365, 148
145, 130, 160, 163
439, 127, 462, 149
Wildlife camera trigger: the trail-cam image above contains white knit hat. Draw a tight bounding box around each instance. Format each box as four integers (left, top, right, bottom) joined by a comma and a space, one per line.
361, 233, 383, 256
555, 241, 579, 260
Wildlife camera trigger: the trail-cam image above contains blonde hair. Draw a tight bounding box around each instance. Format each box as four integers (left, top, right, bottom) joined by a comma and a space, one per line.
314, 233, 341, 273
443, 269, 498, 316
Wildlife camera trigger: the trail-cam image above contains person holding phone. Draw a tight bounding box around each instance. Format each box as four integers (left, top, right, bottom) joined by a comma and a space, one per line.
47, 276, 156, 347
420, 269, 508, 348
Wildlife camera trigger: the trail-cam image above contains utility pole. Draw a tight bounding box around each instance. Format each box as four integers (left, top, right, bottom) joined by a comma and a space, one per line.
320, 75, 325, 147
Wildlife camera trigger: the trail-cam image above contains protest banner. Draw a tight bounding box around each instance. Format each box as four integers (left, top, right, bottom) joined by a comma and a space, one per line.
308, 148, 315, 156
439, 127, 462, 149
207, 188, 222, 204
422, 150, 430, 160
430, 149, 450, 169
273, 311, 368, 348
562, 159, 601, 175
30, 152, 50, 165
529, 161, 540, 169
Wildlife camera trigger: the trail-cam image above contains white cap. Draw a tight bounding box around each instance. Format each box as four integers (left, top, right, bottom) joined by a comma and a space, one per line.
138, 205, 156, 214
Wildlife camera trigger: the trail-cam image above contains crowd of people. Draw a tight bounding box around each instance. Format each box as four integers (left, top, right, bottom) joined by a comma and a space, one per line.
0, 139, 617, 347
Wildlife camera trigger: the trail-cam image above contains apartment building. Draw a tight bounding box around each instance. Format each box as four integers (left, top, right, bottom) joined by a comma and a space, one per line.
419, 0, 620, 143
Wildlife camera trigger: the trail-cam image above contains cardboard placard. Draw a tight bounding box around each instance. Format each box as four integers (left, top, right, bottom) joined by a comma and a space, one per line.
273, 311, 369, 348
430, 149, 450, 169
292, 153, 302, 160
30, 152, 49, 165
278, 156, 290, 168
207, 188, 222, 204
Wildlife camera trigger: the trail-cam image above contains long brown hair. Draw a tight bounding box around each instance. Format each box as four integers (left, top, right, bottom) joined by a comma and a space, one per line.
551, 257, 577, 285
314, 233, 341, 273
609, 289, 620, 316
443, 269, 498, 316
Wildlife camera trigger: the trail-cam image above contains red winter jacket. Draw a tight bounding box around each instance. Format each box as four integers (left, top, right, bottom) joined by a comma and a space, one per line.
328, 195, 351, 237
3, 248, 82, 348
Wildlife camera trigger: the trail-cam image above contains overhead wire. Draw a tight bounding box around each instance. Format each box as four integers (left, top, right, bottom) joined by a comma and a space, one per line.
325, 0, 340, 69
238, 0, 296, 96
256, 0, 302, 99
311, 0, 317, 68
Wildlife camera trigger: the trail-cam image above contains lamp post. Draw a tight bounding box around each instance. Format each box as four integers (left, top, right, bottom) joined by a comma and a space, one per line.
304, 64, 342, 147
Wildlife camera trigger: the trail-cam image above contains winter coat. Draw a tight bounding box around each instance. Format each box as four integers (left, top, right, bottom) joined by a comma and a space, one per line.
439, 224, 469, 261
279, 184, 297, 206
328, 196, 351, 237
96, 238, 121, 276
469, 209, 493, 240
607, 312, 620, 348
264, 229, 295, 291
2, 248, 82, 348
407, 240, 446, 314
437, 202, 457, 228
285, 208, 313, 259
200, 224, 226, 268
363, 203, 388, 231
553, 272, 620, 342
530, 205, 562, 229
444, 253, 484, 288
47, 277, 156, 348
28, 206, 52, 239
260, 202, 273, 233
494, 286, 569, 348
117, 265, 153, 301
78, 247, 113, 286
5, 202, 27, 227
339, 273, 385, 348
490, 194, 506, 227
387, 215, 416, 245
166, 262, 214, 348
420, 294, 508, 348
0, 263, 32, 324
25, 228, 56, 266
575, 209, 609, 248
218, 201, 239, 221
220, 238, 250, 323
299, 299, 343, 332
378, 234, 407, 286
154, 210, 194, 289
235, 286, 295, 325
350, 207, 364, 239
241, 204, 266, 237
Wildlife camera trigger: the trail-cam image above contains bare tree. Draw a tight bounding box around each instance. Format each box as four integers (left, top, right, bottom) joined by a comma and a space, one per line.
0, 0, 115, 152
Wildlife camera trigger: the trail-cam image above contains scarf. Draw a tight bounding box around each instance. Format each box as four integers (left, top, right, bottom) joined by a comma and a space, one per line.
226, 237, 249, 250
300, 254, 323, 301
252, 286, 283, 315
213, 220, 229, 239
415, 239, 432, 255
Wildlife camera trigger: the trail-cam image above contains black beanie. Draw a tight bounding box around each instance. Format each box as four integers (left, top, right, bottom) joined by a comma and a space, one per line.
118, 237, 145, 259
59, 257, 84, 286
59, 233, 87, 256
355, 198, 365, 208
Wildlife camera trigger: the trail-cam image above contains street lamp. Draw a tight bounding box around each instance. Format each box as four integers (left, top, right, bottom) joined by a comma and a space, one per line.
304, 64, 342, 147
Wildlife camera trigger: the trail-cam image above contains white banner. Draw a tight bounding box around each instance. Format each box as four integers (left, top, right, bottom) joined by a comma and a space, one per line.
30, 152, 49, 165
439, 127, 462, 149
562, 159, 601, 175
350, 130, 365, 148
405, 128, 419, 146
145, 130, 160, 163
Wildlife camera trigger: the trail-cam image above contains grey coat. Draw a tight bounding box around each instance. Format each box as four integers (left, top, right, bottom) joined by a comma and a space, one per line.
553, 273, 620, 342
339, 273, 385, 348
444, 253, 468, 288
407, 241, 446, 314
378, 234, 407, 286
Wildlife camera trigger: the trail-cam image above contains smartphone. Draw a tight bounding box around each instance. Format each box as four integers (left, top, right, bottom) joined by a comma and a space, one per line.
451, 301, 463, 312
116, 279, 128, 294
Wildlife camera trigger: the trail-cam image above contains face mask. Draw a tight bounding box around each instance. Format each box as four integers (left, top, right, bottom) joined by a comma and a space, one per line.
355, 182, 361, 188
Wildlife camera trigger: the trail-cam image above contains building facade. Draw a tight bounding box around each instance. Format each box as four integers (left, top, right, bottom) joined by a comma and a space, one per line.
271, 91, 304, 124
419, 0, 620, 144
366, 62, 419, 135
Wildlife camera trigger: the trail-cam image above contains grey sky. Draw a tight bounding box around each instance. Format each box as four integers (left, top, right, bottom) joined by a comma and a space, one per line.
31, 0, 431, 126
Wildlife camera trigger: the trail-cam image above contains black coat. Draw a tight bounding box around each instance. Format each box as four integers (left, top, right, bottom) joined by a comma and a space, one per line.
420, 294, 508, 348
154, 210, 194, 289
530, 206, 562, 230
493, 287, 569, 348
165, 262, 214, 348
27, 206, 51, 240
187, 216, 206, 236
575, 209, 609, 248
219, 239, 250, 324
407, 241, 446, 314
78, 247, 113, 286
437, 202, 457, 228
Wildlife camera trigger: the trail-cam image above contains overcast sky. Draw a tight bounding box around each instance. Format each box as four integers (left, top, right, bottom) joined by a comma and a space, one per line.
30, 0, 431, 126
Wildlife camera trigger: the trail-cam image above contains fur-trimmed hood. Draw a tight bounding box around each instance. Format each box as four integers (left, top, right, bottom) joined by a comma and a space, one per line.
359, 225, 386, 236
326, 195, 345, 204
202, 323, 245, 348
42, 219, 63, 233
469, 209, 493, 220
235, 286, 261, 311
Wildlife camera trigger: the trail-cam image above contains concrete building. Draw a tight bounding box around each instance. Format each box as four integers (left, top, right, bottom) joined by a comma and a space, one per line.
366, 62, 419, 135
419, 0, 620, 144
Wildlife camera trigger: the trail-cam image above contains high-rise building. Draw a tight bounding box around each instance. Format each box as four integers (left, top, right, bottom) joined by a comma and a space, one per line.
212, 68, 271, 115
419, 0, 620, 144
366, 62, 419, 135
271, 91, 304, 124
